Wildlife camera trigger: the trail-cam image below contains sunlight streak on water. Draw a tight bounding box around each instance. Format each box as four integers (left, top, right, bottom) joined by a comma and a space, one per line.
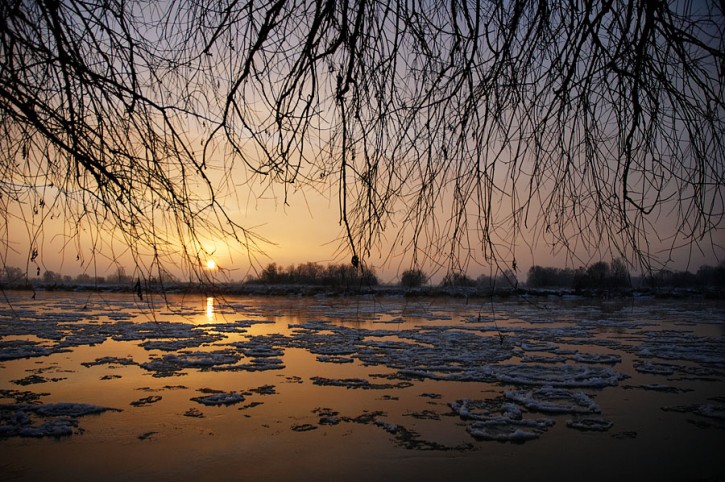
206, 297, 214, 322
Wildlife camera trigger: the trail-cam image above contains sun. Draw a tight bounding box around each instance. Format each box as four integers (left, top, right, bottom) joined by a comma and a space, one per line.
206, 259, 217, 270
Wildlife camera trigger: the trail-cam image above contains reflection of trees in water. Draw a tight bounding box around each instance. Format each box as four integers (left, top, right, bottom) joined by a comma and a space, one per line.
1, 1, 722, 280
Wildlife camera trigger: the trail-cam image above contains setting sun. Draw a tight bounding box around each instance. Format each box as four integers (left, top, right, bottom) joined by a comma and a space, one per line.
206, 259, 217, 270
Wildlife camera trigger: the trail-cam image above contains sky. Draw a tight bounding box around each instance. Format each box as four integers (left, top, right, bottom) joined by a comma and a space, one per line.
1, 0, 723, 284
3, 179, 723, 285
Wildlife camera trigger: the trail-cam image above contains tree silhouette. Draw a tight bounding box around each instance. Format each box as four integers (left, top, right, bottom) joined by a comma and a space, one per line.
1, 0, 723, 280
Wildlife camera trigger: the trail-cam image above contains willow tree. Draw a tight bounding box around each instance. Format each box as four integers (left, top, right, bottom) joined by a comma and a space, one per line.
1, 0, 723, 281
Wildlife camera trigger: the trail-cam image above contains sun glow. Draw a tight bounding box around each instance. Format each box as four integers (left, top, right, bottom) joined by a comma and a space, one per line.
206, 259, 217, 270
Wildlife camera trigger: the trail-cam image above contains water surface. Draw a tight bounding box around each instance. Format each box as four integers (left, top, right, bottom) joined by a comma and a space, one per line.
1, 291, 723, 481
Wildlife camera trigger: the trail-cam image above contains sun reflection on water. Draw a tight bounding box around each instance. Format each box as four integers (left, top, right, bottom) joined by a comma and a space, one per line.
206, 296, 215, 322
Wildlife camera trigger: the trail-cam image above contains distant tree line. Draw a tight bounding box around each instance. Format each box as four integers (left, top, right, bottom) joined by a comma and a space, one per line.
526, 260, 725, 290
639, 262, 725, 289
526, 259, 630, 290
250, 262, 378, 287
0, 266, 168, 286
3, 259, 723, 293
399, 268, 518, 291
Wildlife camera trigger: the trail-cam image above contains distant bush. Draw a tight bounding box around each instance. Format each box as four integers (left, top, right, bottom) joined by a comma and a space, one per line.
696, 261, 725, 287
526, 258, 725, 289
527, 259, 631, 290
400, 269, 427, 288
0, 266, 25, 284
440, 271, 476, 288
526, 266, 576, 288
253, 262, 378, 287
642, 261, 725, 289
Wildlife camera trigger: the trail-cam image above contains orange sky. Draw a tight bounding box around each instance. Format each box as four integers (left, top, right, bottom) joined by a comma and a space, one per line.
3, 180, 723, 285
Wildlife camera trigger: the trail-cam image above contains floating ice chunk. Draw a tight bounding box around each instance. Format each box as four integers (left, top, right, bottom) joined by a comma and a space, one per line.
374, 419, 399, 434
501, 403, 523, 420
520, 341, 559, 352
183, 408, 204, 418
11, 375, 65, 386
176, 351, 240, 367
638, 331, 725, 364
466, 416, 555, 443
633, 383, 690, 393
130, 396, 162, 407
313, 407, 340, 426
0, 340, 54, 361
520, 354, 567, 364
0, 402, 120, 439
316, 355, 355, 364
191, 392, 244, 406
291, 423, 318, 432
140, 350, 240, 375
0, 390, 49, 404
420, 392, 442, 399
207, 319, 274, 333
633, 360, 722, 380
580, 318, 654, 329
663, 401, 725, 422
232, 342, 285, 358
504, 386, 601, 414
34, 402, 122, 417
17, 418, 78, 438
111, 321, 201, 341
82, 356, 137, 367
311, 377, 413, 390
404, 410, 441, 420
140, 337, 219, 351
449, 398, 522, 422
696, 403, 725, 420
571, 353, 622, 365
633, 360, 676, 375
492, 364, 626, 388
247, 357, 286, 370
248, 385, 277, 395
566, 417, 614, 431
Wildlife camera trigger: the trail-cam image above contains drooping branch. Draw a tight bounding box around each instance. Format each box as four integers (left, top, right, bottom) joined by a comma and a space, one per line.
1, 0, 722, 279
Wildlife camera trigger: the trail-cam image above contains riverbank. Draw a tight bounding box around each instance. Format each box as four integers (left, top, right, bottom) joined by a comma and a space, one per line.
2, 281, 723, 300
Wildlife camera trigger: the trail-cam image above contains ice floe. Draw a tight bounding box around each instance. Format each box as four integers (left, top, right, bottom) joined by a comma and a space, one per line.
492, 364, 627, 388
466, 416, 555, 442
11, 375, 66, 386
191, 391, 245, 406
310, 377, 413, 390
131, 396, 162, 407
566, 417, 614, 431
314, 407, 341, 426
504, 386, 601, 414
2, 292, 725, 451
449, 398, 555, 443
140, 351, 241, 376
0, 402, 121, 438
82, 356, 137, 367
571, 353, 622, 365
520, 341, 559, 352
0, 340, 56, 361
638, 331, 725, 365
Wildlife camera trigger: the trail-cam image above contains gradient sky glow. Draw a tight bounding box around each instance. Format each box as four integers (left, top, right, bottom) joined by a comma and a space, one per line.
1, 1, 723, 284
